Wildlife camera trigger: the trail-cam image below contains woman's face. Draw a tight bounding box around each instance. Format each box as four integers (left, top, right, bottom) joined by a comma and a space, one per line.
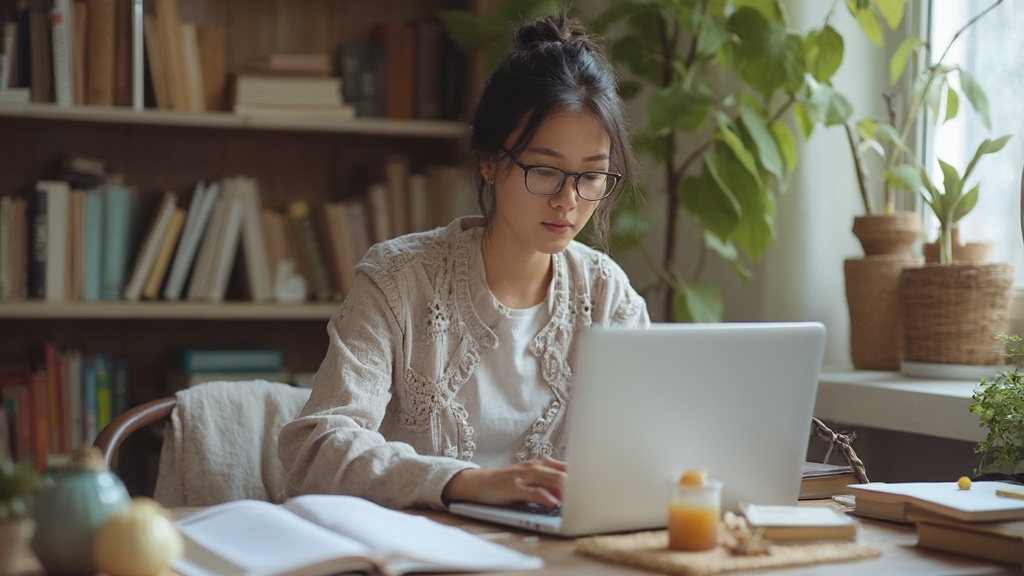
483, 110, 612, 258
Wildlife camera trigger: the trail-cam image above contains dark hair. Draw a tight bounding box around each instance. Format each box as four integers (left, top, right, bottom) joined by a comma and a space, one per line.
469, 12, 636, 251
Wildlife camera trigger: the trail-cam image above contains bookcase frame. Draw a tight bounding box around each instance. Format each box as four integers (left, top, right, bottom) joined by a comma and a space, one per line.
0, 0, 482, 491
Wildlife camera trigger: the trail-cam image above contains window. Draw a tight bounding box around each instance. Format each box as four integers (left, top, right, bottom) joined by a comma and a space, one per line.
927, 1, 1024, 284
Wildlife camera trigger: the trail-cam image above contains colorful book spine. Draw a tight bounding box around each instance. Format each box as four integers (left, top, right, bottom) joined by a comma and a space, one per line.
101, 185, 134, 300
171, 348, 284, 373
82, 191, 104, 301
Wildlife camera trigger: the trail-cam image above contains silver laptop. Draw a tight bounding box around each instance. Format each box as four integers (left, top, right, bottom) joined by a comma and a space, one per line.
449, 322, 826, 537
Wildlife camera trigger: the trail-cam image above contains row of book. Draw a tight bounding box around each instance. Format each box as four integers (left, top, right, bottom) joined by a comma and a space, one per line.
0, 0, 468, 120
0, 345, 129, 472
0, 154, 476, 303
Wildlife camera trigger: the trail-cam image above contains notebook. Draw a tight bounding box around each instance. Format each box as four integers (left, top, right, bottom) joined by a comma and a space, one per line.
449, 322, 826, 537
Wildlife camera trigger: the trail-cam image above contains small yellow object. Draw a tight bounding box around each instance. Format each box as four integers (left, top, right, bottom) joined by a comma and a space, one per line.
957, 476, 972, 490
678, 469, 708, 487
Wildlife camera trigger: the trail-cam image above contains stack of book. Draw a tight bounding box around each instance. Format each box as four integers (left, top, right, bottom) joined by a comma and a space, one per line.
167, 347, 288, 391
233, 53, 354, 121
848, 480, 1024, 566
799, 460, 859, 500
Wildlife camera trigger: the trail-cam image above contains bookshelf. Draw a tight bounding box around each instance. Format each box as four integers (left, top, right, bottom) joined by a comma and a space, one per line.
0, 0, 483, 491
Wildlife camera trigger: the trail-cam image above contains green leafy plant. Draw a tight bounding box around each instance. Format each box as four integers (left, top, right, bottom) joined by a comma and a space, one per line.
843, 0, 1008, 217
890, 135, 1010, 263
0, 459, 43, 522
589, 0, 886, 321
970, 334, 1024, 475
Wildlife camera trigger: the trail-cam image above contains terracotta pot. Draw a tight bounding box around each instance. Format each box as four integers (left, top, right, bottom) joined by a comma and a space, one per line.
852, 212, 921, 257
845, 255, 922, 370
923, 228, 993, 263
900, 263, 1015, 366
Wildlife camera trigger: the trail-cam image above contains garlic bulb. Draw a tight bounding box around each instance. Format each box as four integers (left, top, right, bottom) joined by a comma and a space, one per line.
31, 447, 131, 576
93, 497, 184, 576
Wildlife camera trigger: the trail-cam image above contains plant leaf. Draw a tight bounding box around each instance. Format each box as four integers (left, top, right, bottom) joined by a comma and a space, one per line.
953, 183, 979, 223
962, 134, 1012, 182
959, 69, 992, 130
873, 0, 907, 29
679, 165, 741, 242
770, 121, 797, 172
727, 7, 806, 98
850, 2, 883, 45
739, 101, 783, 179
889, 37, 921, 86
714, 112, 761, 178
694, 12, 732, 57
673, 282, 724, 323
805, 25, 844, 83
648, 84, 716, 132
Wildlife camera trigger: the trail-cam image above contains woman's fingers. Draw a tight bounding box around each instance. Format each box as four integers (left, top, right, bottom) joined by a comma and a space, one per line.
442, 456, 568, 507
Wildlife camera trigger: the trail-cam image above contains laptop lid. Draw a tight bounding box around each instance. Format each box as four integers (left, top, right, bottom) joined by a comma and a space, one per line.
450, 322, 825, 537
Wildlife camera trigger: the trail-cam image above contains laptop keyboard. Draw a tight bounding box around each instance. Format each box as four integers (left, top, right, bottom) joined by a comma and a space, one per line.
511, 502, 562, 517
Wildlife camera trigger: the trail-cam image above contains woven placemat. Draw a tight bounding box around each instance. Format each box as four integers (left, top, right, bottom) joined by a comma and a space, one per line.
575, 530, 882, 576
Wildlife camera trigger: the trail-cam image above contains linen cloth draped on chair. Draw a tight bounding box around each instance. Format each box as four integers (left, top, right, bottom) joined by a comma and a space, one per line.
153, 379, 311, 507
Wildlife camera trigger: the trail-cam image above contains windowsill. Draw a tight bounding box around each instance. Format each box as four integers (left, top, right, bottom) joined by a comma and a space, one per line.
815, 367, 984, 443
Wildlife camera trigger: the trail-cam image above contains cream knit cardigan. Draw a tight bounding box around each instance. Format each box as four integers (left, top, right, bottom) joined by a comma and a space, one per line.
278, 217, 650, 509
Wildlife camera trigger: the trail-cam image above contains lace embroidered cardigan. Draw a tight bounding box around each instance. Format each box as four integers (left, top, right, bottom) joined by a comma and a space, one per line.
278, 217, 650, 510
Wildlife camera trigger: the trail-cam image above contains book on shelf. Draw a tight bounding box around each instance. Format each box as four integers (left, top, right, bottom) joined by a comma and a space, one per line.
196, 177, 245, 302
35, 180, 71, 302
0, 86, 29, 103
286, 200, 333, 302
179, 21, 205, 111
164, 180, 218, 301
374, 22, 415, 119
50, 0, 74, 106
112, 0, 131, 107
195, 21, 225, 111
166, 369, 292, 392
153, 0, 187, 111
383, 155, 410, 238
365, 182, 391, 245
233, 74, 343, 108
173, 495, 543, 576
71, 0, 86, 104
407, 173, 433, 233
800, 460, 859, 500
123, 190, 177, 302
248, 52, 332, 76
739, 503, 859, 542
142, 11, 169, 109
29, 2, 52, 102
0, 19, 17, 91
412, 17, 443, 120
912, 511, 1024, 566
100, 184, 137, 301
337, 43, 383, 117
0, 196, 12, 299
85, 0, 116, 106
141, 204, 186, 300
236, 176, 272, 303
260, 207, 289, 290
81, 190, 103, 300
318, 202, 357, 298
848, 481, 1024, 524
170, 348, 284, 374
0, 196, 28, 300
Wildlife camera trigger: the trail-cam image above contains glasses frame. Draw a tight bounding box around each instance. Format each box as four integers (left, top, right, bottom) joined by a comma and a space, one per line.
502, 147, 622, 202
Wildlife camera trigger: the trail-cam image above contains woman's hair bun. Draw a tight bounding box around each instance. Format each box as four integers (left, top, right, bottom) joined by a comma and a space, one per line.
512, 12, 591, 51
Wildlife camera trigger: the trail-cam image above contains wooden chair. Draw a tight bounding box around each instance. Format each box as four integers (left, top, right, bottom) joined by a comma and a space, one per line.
93, 396, 177, 470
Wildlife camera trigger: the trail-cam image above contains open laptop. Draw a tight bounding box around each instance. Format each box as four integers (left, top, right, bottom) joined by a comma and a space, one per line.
449, 322, 826, 537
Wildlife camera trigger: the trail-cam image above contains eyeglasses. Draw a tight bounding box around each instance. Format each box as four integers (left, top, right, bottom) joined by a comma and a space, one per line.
502, 147, 621, 201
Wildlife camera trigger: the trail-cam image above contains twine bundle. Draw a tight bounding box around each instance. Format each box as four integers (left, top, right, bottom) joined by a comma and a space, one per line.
900, 263, 1014, 366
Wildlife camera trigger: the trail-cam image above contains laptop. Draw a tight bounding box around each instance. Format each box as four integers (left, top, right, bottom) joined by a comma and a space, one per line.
448, 322, 826, 537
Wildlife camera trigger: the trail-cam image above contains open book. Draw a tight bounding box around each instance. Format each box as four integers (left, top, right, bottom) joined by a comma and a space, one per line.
173, 495, 544, 576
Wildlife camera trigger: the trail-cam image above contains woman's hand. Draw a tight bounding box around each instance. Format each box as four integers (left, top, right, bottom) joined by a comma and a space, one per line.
442, 456, 567, 508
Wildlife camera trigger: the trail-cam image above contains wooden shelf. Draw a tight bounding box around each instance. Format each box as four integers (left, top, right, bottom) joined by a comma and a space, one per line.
0, 300, 339, 320
0, 103, 466, 138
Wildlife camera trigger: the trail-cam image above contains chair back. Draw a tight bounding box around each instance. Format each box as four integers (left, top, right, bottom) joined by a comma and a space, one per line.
149, 380, 309, 507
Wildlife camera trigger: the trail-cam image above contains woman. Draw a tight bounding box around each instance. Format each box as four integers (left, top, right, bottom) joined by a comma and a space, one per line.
278, 12, 649, 511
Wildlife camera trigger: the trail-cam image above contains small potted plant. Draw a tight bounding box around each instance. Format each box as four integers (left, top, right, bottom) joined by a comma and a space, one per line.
0, 459, 44, 572
970, 334, 1024, 476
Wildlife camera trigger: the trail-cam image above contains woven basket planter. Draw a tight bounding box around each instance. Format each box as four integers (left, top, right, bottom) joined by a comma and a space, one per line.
845, 255, 922, 370
852, 212, 921, 257
899, 263, 1015, 366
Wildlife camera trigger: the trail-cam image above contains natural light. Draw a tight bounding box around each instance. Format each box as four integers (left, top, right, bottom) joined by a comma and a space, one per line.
928, 0, 1024, 285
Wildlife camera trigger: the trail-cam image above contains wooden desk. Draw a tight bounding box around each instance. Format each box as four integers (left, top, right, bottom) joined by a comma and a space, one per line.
6, 503, 1020, 575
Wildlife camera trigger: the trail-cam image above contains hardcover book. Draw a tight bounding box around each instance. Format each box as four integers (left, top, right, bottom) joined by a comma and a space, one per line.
800, 461, 858, 500
740, 503, 859, 542
913, 513, 1024, 566
848, 481, 1024, 523
171, 347, 283, 374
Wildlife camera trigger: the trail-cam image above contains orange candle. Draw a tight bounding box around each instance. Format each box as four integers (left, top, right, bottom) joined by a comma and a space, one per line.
667, 469, 722, 552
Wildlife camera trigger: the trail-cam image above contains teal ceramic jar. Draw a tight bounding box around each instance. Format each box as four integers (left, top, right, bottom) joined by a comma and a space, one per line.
31, 447, 131, 575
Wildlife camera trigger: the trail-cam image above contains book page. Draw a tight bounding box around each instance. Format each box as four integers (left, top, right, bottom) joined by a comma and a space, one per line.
173, 499, 373, 576
283, 494, 544, 574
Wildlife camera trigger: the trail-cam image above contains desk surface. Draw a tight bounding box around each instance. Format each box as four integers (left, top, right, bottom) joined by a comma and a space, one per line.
6, 501, 1019, 575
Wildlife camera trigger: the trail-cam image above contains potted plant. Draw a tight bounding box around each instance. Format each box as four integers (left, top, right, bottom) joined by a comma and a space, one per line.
839, 0, 1007, 370
0, 459, 44, 572
970, 334, 1024, 476
896, 136, 1014, 368
586, 0, 864, 321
